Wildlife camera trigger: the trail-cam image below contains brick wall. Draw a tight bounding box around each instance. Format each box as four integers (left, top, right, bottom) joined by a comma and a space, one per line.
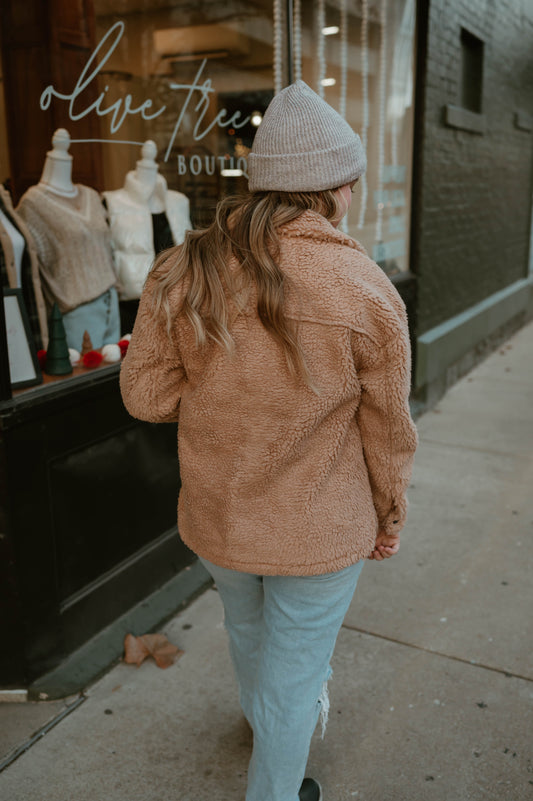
413, 0, 533, 335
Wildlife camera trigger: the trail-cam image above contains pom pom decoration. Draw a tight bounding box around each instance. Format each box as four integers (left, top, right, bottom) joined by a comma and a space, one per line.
37, 349, 47, 370
118, 338, 130, 358
69, 348, 81, 365
121, 333, 132, 341
82, 350, 104, 368
101, 343, 121, 363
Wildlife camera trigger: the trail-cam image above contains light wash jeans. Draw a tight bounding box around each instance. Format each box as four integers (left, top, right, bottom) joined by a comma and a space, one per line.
199, 557, 364, 801
62, 286, 120, 351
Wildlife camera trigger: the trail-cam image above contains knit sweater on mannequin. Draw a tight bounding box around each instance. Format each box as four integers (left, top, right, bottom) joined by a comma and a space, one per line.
17, 185, 117, 314
120, 211, 418, 576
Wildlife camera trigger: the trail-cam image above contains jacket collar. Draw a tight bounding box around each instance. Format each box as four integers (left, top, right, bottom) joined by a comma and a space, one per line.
278, 210, 367, 255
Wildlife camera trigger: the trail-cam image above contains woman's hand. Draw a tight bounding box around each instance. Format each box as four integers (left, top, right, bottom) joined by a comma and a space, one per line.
367, 531, 400, 561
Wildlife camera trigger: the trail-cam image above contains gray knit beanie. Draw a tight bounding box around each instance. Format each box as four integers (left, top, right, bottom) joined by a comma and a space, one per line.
248, 80, 366, 193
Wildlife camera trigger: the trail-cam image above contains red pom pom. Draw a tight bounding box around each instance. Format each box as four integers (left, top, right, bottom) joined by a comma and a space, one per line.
37, 349, 47, 369
82, 350, 104, 368
118, 338, 130, 357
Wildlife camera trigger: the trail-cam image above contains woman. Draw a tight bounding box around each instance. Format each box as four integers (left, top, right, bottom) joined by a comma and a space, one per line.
120, 80, 418, 801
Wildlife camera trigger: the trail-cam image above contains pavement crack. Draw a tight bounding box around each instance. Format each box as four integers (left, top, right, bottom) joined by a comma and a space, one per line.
341, 623, 533, 683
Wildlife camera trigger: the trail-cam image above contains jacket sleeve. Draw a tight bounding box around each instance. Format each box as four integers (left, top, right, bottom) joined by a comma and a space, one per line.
119, 274, 186, 423
354, 323, 418, 536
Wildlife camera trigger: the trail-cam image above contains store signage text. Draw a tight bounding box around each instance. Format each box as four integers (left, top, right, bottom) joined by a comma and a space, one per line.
178, 155, 249, 178
39, 21, 251, 166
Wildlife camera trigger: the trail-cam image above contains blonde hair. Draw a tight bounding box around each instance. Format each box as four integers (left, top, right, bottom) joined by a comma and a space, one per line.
150, 189, 343, 389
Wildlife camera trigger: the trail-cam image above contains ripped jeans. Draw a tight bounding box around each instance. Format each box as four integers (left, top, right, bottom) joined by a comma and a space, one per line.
199, 557, 364, 801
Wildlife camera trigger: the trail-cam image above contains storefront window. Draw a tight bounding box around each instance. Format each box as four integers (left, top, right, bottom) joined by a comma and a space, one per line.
294, 0, 415, 275
0, 0, 415, 397
0, 1, 275, 393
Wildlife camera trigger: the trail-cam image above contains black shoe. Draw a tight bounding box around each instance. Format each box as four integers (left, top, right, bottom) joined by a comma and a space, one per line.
299, 777, 323, 801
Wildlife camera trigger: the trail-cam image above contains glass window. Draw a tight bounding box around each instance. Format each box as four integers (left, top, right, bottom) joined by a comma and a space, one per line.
0, 0, 275, 394
294, 0, 415, 276
0, 0, 415, 397
91, 0, 275, 225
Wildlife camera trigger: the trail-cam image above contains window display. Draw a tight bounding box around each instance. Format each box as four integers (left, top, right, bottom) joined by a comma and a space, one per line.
0, 0, 415, 397
293, 0, 415, 275
103, 139, 191, 331
17, 128, 120, 353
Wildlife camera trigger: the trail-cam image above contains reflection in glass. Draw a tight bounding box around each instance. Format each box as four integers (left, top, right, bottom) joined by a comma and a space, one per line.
294, 0, 415, 275
92, 0, 275, 228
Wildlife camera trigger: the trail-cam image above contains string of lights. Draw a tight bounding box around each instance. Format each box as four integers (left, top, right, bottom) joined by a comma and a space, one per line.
273, 0, 283, 94
375, 0, 387, 244
317, 0, 326, 98
293, 0, 302, 82
339, 0, 347, 119
357, 0, 369, 231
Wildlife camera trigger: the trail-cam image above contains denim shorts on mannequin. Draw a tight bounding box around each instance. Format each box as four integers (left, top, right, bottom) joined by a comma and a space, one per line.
62, 285, 121, 351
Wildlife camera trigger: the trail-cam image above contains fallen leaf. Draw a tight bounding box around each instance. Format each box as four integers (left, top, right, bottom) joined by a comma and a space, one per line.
124, 633, 183, 669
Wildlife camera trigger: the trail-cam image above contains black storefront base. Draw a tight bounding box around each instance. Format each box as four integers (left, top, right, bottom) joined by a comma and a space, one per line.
391, 271, 417, 343
0, 366, 201, 693
29, 558, 211, 700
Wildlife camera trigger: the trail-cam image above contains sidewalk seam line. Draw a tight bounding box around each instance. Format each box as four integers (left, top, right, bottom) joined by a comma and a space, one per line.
417, 437, 527, 458
0, 693, 87, 774
341, 624, 533, 683
457, 375, 533, 387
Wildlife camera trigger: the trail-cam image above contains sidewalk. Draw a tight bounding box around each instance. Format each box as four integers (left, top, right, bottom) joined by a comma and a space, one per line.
1, 321, 532, 801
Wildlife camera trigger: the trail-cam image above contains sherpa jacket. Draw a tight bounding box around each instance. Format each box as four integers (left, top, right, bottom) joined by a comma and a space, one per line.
120, 210, 418, 576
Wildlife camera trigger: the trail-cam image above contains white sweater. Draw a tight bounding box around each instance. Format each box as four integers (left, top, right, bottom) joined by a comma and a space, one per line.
103, 172, 191, 300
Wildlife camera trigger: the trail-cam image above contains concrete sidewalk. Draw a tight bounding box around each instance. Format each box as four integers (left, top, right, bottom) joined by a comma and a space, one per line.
1, 321, 532, 801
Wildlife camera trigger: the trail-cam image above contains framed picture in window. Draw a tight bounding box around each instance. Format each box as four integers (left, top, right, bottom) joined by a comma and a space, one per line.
3, 288, 42, 389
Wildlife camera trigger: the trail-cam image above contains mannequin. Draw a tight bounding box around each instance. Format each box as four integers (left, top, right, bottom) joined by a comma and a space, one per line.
38, 128, 78, 198
0, 185, 48, 349
17, 129, 120, 352
131, 140, 165, 212
103, 140, 191, 331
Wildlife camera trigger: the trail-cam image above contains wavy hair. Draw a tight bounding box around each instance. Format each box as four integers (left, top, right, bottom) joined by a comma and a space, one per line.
149, 189, 344, 390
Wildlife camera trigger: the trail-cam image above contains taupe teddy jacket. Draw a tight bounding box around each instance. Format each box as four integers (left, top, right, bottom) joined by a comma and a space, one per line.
120, 210, 418, 575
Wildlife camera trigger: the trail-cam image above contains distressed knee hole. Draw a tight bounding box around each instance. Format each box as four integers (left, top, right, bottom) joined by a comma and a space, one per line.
317, 680, 330, 739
